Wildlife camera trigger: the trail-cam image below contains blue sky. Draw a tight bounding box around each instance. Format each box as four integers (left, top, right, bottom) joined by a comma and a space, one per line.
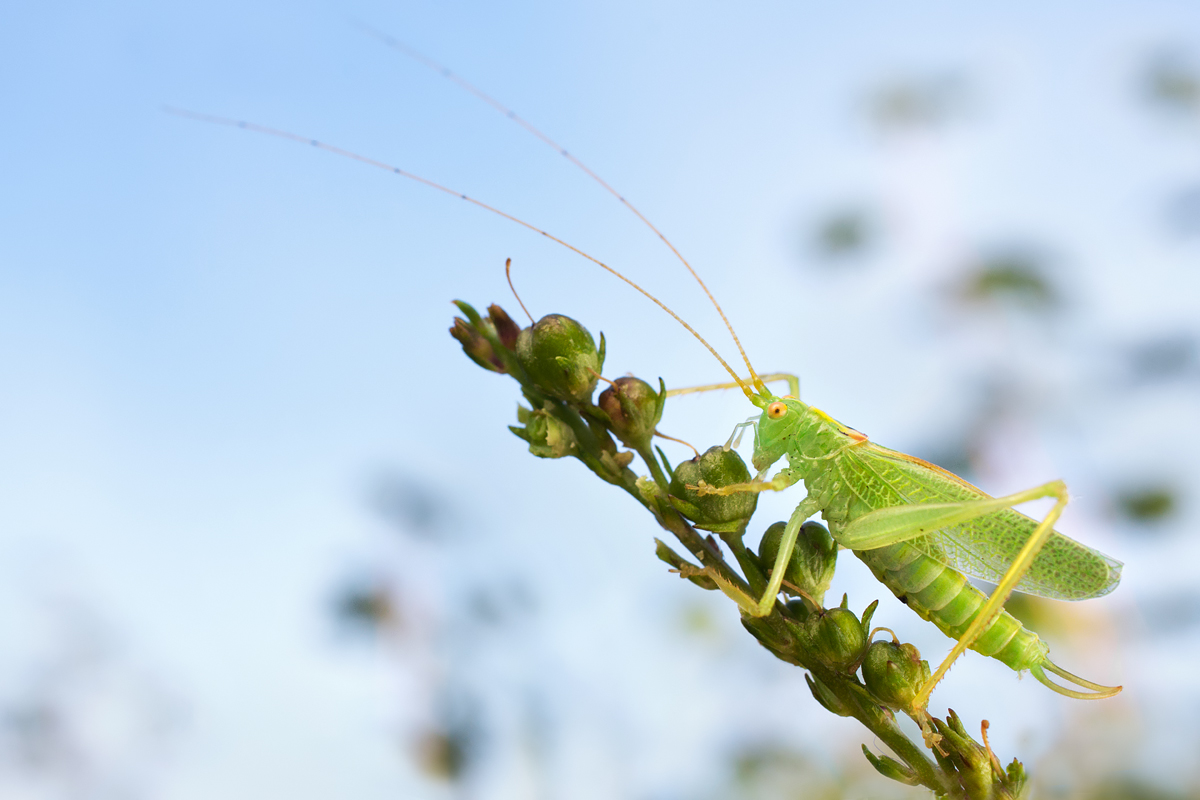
2, 2, 1199, 797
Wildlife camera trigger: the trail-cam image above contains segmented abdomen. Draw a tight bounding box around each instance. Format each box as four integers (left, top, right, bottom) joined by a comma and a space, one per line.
855, 540, 1049, 672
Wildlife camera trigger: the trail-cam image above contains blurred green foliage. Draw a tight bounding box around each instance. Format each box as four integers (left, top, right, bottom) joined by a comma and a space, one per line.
1143, 51, 1200, 115
1115, 485, 1178, 524
333, 579, 397, 633
813, 209, 876, 260
957, 252, 1060, 314
868, 74, 971, 130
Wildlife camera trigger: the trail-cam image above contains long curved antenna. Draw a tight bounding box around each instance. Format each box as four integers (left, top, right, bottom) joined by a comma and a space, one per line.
166, 107, 756, 399
666, 373, 799, 399
353, 24, 767, 394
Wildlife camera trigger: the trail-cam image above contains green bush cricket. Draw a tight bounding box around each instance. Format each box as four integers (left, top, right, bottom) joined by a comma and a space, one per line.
174, 35, 1123, 716
686, 377, 1122, 710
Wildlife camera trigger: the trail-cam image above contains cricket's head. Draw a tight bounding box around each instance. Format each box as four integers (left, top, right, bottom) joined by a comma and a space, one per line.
751, 394, 806, 473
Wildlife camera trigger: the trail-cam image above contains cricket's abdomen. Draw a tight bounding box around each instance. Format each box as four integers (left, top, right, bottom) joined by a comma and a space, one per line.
855, 541, 1049, 672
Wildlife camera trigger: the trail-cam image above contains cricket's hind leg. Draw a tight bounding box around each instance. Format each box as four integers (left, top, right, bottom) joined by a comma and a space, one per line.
917, 480, 1068, 708
839, 479, 1120, 709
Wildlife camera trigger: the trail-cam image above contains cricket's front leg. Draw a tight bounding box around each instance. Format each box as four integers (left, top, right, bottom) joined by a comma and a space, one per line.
747, 496, 822, 617
688, 469, 818, 618
692, 469, 799, 497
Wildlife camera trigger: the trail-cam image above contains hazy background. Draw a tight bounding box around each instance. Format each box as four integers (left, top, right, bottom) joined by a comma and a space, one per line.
2, 2, 1199, 798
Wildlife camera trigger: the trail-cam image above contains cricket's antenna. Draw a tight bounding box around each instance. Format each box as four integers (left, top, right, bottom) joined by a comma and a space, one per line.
505, 258, 534, 323
166, 107, 756, 399
355, 24, 767, 393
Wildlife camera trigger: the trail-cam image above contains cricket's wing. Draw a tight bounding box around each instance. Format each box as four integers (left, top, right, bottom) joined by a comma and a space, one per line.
842, 444, 1122, 601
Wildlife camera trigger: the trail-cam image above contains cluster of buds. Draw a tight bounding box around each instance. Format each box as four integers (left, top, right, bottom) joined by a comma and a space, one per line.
452, 299, 1029, 800
450, 302, 763, 527
452, 303, 634, 484
743, 586, 924, 715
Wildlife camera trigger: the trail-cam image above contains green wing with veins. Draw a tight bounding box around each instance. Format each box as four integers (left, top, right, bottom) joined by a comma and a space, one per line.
833, 444, 1122, 601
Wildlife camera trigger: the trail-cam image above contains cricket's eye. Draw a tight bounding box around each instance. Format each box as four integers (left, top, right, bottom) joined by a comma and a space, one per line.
767, 401, 787, 420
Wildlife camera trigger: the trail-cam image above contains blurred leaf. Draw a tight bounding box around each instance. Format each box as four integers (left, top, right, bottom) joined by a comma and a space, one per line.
867, 73, 971, 130
1114, 485, 1177, 524
413, 693, 480, 782
956, 251, 1059, 314
812, 208, 876, 260
1142, 51, 1200, 115
414, 728, 470, 782
332, 579, 397, 634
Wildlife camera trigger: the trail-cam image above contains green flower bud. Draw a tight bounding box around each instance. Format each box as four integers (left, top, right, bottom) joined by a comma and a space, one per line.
510, 405, 578, 459
450, 316, 505, 373
804, 607, 868, 672
861, 640, 931, 710
757, 520, 838, 606
668, 447, 758, 533
515, 314, 603, 403
597, 377, 665, 450
805, 673, 854, 717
